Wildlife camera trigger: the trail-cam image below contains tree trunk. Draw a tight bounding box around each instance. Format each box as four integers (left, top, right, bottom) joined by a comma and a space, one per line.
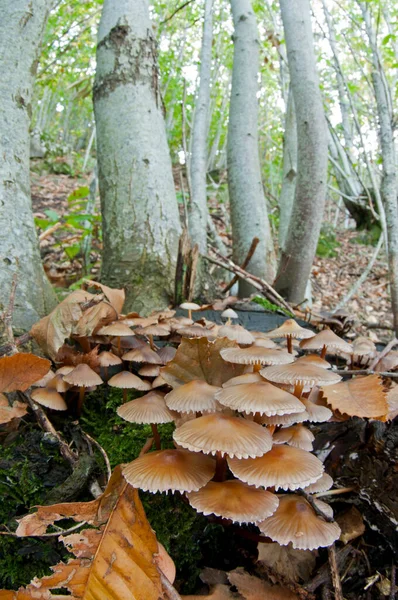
278, 85, 297, 251
0, 0, 56, 331
93, 0, 181, 315
227, 0, 276, 298
274, 0, 328, 304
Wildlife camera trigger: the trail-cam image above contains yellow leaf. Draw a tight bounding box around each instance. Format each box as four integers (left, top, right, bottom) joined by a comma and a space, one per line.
322, 375, 388, 419
0, 354, 50, 393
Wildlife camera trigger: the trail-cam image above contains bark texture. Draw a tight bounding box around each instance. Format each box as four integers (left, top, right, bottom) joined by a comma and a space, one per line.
227, 0, 276, 297
278, 85, 297, 250
94, 0, 181, 314
275, 0, 328, 303
0, 0, 56, 330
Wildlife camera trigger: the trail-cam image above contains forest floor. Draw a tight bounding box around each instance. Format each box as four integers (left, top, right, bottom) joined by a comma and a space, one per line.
31, 172, 393, 342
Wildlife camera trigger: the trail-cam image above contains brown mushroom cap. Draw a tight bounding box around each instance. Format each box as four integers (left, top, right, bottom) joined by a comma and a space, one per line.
258, 410, 309, 426
222, 373, 263, 388
122, 347, 163, 364
167, 317, 194, 331
98, 351, 123, 367
177, 325, 215, 339
260, 363, 341, 387
135, 324, 170, 337
300, 329, 352, 355
117, 391, 175, 424
228, 444, 323, 491
97, 322, 134, 336
301, 472, 333, 494
48, 374, 71, 394
220, 347, 295, 366
258, 495, 341, 550
215, 382, 306, 417
265, 320, 316, 340
298, 397, 333, 423
173, 412, 273, 459
157, 346, 177, 364
108, 371, 151, 391
164, 380, 220, 413
218, 325, 255, 345
187, 480, 279, 524
152, 374, 168, 389
273, 425, 315, 451
56, 366, 75, 376
32, 370, 55, 387
31, 387, 67, 411
122, 449, 215, 493
122, 316, 158, 327
350, 337, 377, 358
138, 365, 161, 378
63, 364, 103, 388
295, 355, 331, 369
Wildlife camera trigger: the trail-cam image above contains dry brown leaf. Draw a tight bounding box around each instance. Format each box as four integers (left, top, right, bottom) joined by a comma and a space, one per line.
6, 466, 167, 599
73, 300, 117, 337
228, 568, 299, 600
337, 506, 365, 544
182, 584, 241, 600
0, 394, 28, 424
161, 337, 245, 388
0, 354, 51, 393
322, 375, 388, 419
87, 281, 125, 314
386, 384, 398, 421
257, 542, 315, 583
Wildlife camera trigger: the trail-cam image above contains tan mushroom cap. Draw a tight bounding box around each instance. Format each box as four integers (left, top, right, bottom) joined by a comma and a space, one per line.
222, 373, 263, 388
298, 397, 333, 423
32, 370, 55, 387
177, 325, 215, 339
258, 410, 309, 426
152, 374, 168, 389
56, 366, 75, 376
98, 351, 122, 367
97, 322, 134, 336
215, 382, 306, 417
31, 387, 67, 411
300, 329, 352, 355
295, 355, 331, 369
220, 347, 295, 366
157, 346, 177, 364
122, 448, 215, 493
260, 362, 341, 387
108, 371, 151, 391
165, 380, 220, 413
258, 495, 341, 550
173, 412, 273, 459
218, 325, 255, 346
180, 302, 201, 311
228, 444, 323, 491
122, 316, 158, 328
63, 364, 103, 388
301, 472, 333, 494
350, 337, 377, 357
135, 324, 170, 337
122, 347, 163, 365
265, 320, 316, 340
273, 424, 315, 451
117, 391, 175, 424
138, 365, 161, 378
168, 317, 194, 331
253, 338, 278, 349
151, 309, 176, 320
187, 480, 279, 524
48, 374, 71, 393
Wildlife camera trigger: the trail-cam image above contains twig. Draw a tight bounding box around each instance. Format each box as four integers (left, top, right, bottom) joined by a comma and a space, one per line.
390, 563, 396, 600
159, 570, 182, 600
0, 520, 88, 538
160, 0, 194, 25
1, 273, 18, 353
315, 487, 355, 498
39, 222, 62, 241
368, 337, 398, 371
82, 430, 112, 482
328, 545, 344, 600
0, 332, 32, 357
223, 237, 259, 294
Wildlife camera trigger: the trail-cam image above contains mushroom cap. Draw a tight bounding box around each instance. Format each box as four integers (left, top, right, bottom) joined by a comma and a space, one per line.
32, 370, 55, 387
31, 387, 67, 411
295, 355, 331, 369
215, 382, 306, 416
152, 374, 168, 389
122, 449, 215, 493
63, 364, 103, 388
301, 472, 334, 494
220, 347, 295, 366
135, 324, 170, 337
151, 309, 176, 320
97, 322, 134, 337
48, 374, 71, 393
273, 425, 315, 451
187, 480, 279, 524
117, 391, 175, 424
122, 316, 158, 327
138, 365, 161, 378
258, 495, 341, 550
228, 444, 324, 491
173, 412, 273, 459
56, 366, 75, 376
221, 308, 239, 320
218, 325, 255, 346
177, 325, 214, 339
157, 346, 177, 364
300, 329, 352, 355
168, 317, 194, 331
265, 320, 316, 340
298, 397, 333, 423
260, 363, 341, 387
111, 335, 143, 351
253, 338, 278, 349
98, 351, 123, 367
164, 380, 220, 413
350, 337, 377, 357
108, 371, 152, 391
222, 373, 263, 388
180, 302, 201, 311
122, 347, 163, 364
257, 410, 309, 427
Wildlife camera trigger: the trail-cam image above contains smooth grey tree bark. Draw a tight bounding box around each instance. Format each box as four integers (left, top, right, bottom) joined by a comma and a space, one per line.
274, 0, 328, 304
227, 0, 276, 297
0, 0, 56, 331
93, 0, 181, 314
278, 85, 297, 250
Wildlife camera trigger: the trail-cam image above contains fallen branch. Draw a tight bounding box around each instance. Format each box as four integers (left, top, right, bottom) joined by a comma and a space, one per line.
368, 337, 398, 371
328, 545, 344, 600
223, 237, 259, 294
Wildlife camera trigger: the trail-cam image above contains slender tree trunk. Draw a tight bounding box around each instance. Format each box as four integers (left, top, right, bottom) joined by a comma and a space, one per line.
274, 0, 328, 303
278, 85, 297, 251
0, 0, 56, 331
93, 0, 181, 315
227, 0, 276, 297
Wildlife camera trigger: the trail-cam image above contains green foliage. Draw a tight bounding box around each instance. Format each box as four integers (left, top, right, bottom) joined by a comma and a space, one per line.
316, 227, 341, 258
351, 224, 382, 246
252, 295, 293, 317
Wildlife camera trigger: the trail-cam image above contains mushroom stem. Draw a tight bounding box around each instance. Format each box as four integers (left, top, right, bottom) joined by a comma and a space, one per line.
293, 382, 304, 398
104, 366, 108, 381
188, 309, 192, 320
253, 364, 262, 372
320, 344, 327, 360
148, 334, 155, 351
314, 487, 355, 498
123, 389, 128, 403
151, 423, 161, 450
117, 337, 121, 356
226, 317, 231, 326
287, 335, 293, 354
214, 451, 227, 482
77, 387, 86, 416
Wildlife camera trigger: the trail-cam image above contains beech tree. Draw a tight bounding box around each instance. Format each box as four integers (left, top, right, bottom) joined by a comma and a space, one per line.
93, 0, 181, 314
227, 0, 276, 297
278, 85, 297, 251
0, 0, 56, 331
275, 0, 328, 304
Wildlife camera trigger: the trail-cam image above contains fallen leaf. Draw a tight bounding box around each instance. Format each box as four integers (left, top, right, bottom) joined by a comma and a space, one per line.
182, 584, 240, 599
73, 299, 117, 337
322, 375, 388, 419
0, 394, 27, 424
161, 337, 245, 388
0, 354, 51, 393
257, 542, 315, 583
228, 568, 299, 600
87, 281, 125, 314
337, 506, 365, 544
386, 384, 398, 421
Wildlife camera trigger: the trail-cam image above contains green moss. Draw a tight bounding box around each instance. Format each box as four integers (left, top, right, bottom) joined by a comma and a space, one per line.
252, 295, 293, 317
